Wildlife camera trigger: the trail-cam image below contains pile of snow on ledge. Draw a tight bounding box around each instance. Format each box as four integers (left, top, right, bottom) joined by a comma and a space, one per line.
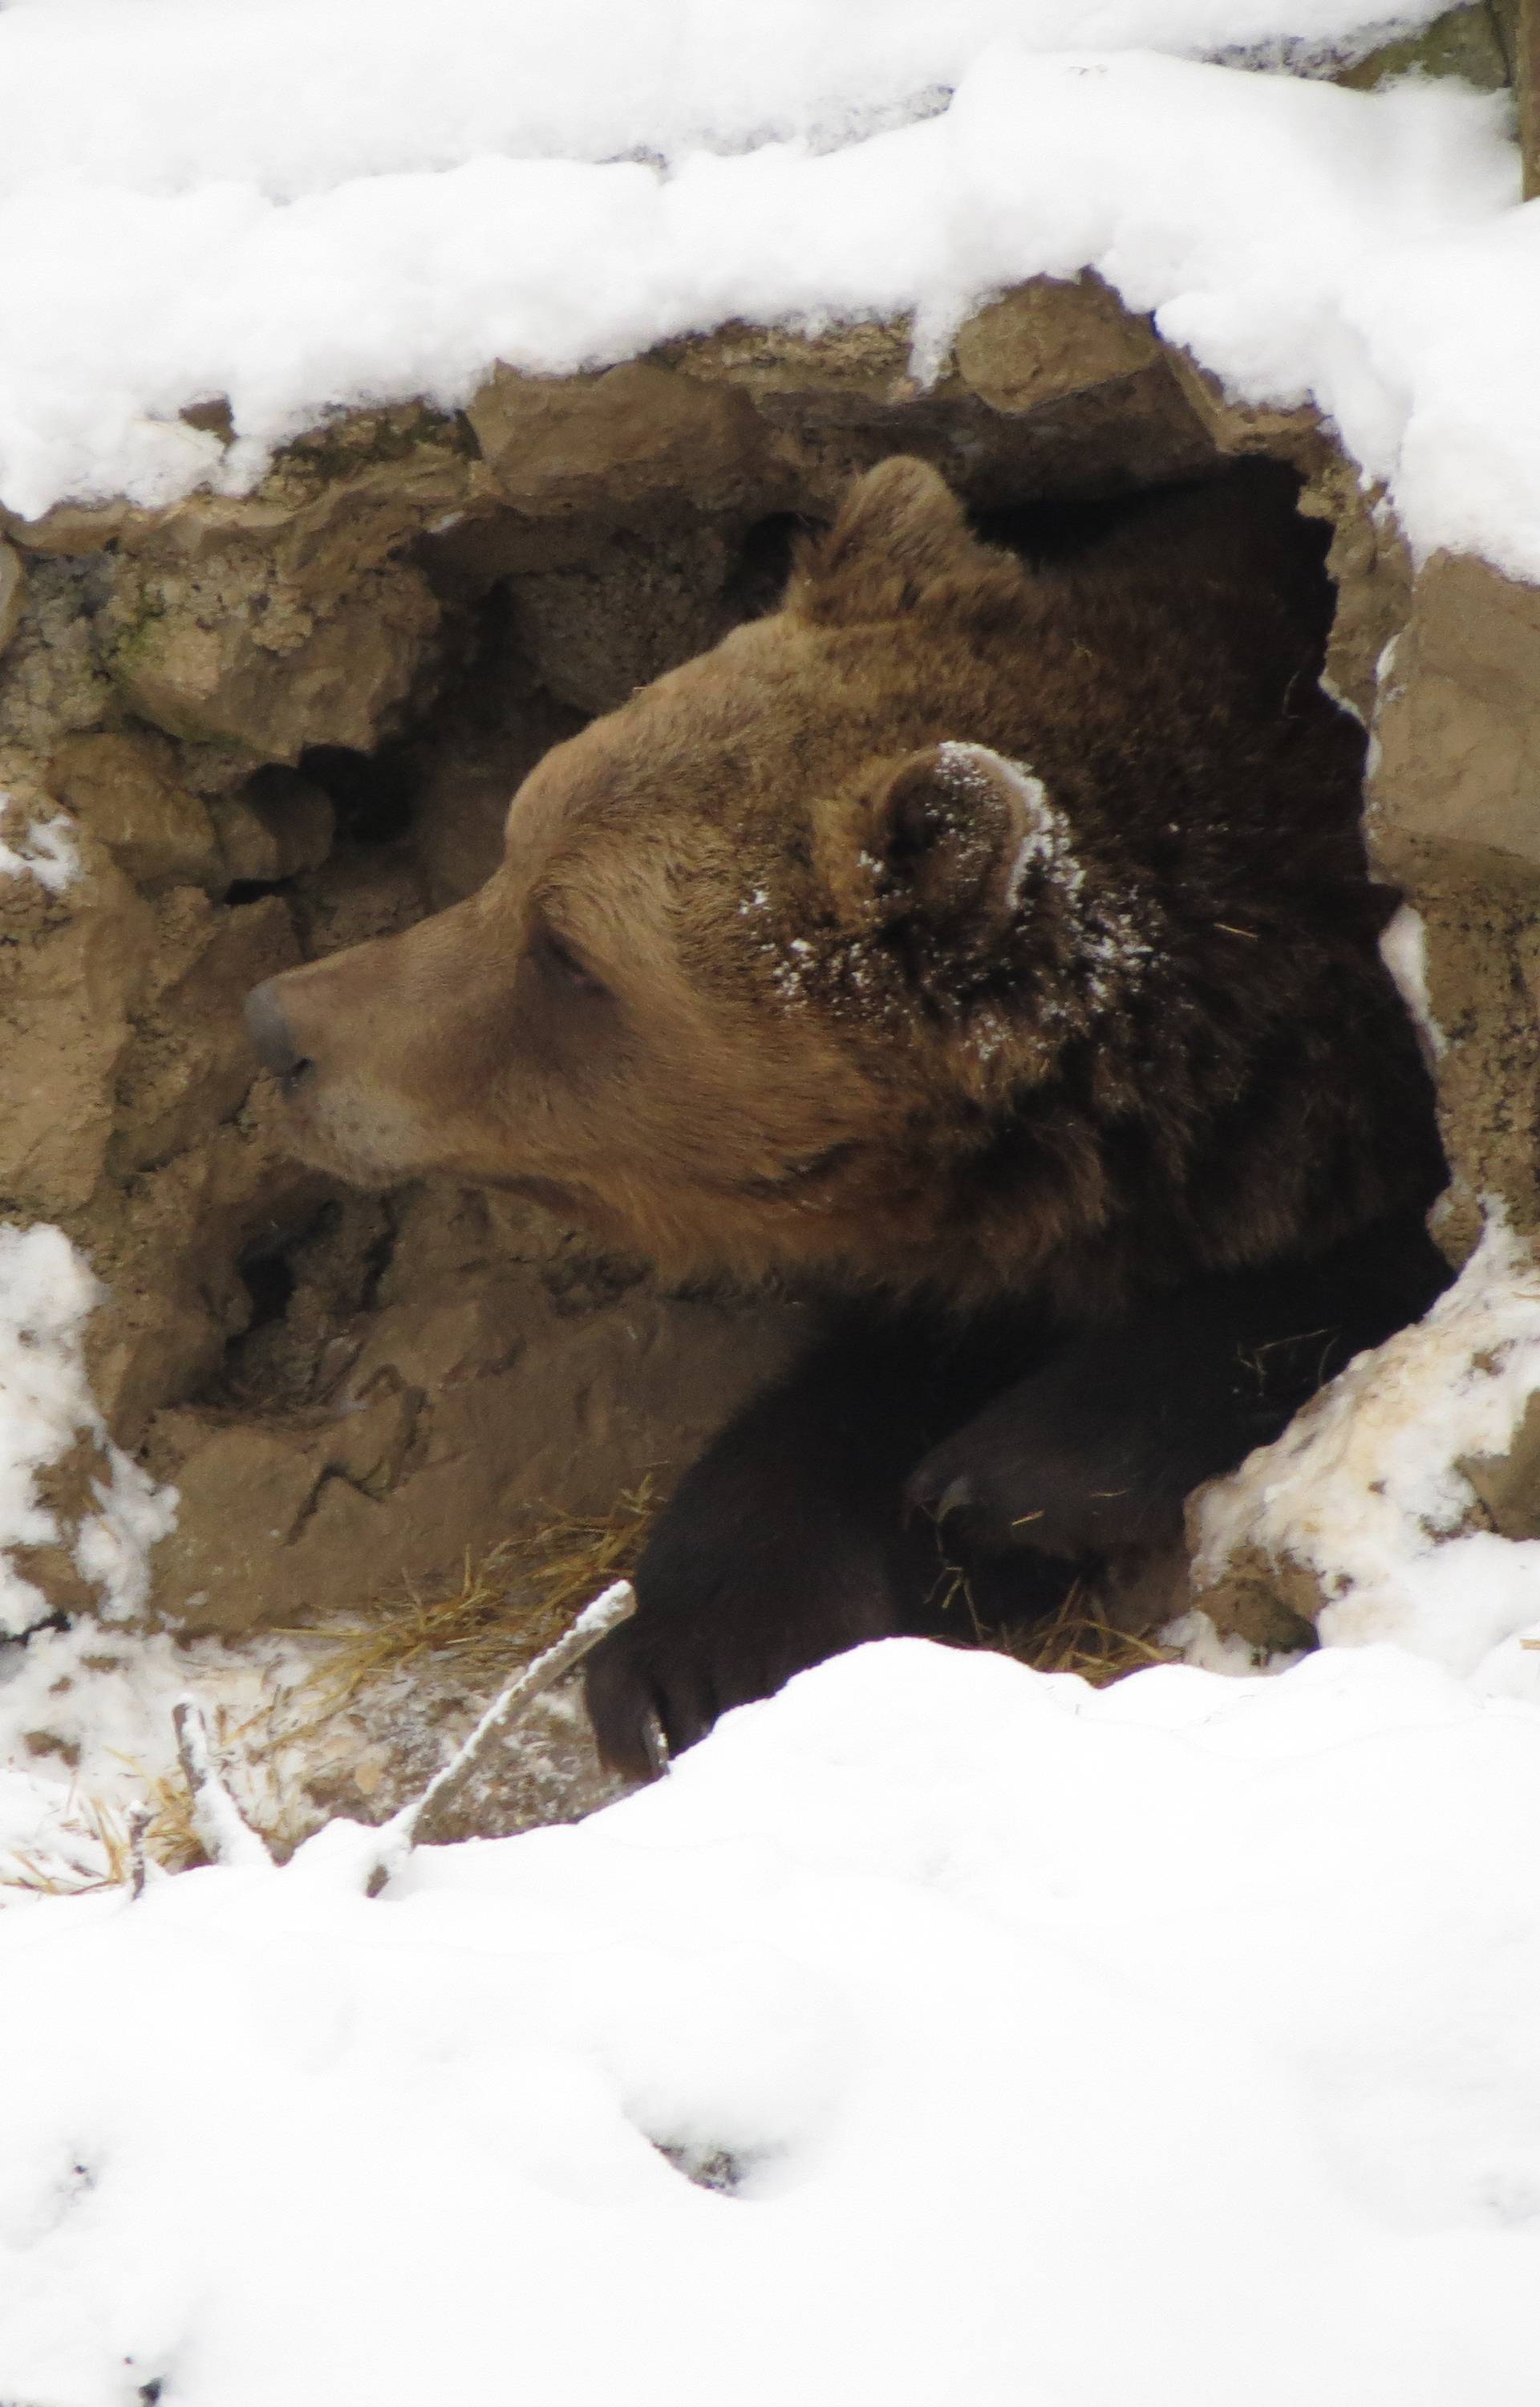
2, 1637, 1539, 2406
1191, 1216, 1540, 1694
0, 0, 1536, 582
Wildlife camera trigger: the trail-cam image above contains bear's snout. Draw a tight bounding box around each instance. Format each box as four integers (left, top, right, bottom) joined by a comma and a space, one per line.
245, 978, 310, 1084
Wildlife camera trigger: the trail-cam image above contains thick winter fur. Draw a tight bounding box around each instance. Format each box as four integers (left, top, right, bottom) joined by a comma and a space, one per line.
249, 457, 1448, 1776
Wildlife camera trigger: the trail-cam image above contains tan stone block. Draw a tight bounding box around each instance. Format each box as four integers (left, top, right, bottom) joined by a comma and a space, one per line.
49, 728, 223, 892
954, 275, 1160, 415
1163, 347, 1325, 470
1461, 1387, 1540, 1539
1299, 461, 1414, 726
0, 542, 24, 660
110, 891, 299, 1174
107, 557, 440, 761
0, 858, 153, 1211
467, 359, 773, 518
1335, 4, 1510, 93
1371, 554, 1540, 868
1369, 837, 1540, 1260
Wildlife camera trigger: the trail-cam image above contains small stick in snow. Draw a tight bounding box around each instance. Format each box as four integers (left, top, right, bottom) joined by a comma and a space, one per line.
126, 1800, 153, 1900
172, 1696, 274, 1871
363, 1577, 638, 1898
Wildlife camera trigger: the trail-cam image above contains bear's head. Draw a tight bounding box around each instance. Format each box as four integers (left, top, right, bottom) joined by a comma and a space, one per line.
247, 457, 1409, 1302
246, 460, 1138, 1285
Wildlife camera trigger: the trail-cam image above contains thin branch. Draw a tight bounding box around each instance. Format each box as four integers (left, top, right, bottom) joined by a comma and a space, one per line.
126, 1801, 153, 1900
172, 1697, 274, 1871
363, 1577, 638, 1897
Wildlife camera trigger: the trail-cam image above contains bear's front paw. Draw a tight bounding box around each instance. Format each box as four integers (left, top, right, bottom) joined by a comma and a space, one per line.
583, 1606, 716, 1784
906, 1402, 1183, 1561
584, 1520, 925, 1782
585, 1575, 881, 1782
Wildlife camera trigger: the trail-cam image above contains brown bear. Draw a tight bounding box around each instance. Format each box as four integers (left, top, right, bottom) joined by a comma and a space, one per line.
245, 456, 1447, 1777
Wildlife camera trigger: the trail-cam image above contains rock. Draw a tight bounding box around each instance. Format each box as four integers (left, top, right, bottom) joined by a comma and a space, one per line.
679, 314, 1214, 508
1299, 460, 1415, 725
210, 767, 336, 886
1367, 554, 1540, 1261
1371, 838, 1540, 1264
106, 554, 440, 760
0, 848, 152, 1212
109, 891, 299, 1174
467, 359, 774, 522
1173, 1530, 1322, 1659
90, 408, 474, 762
80, 1095, 334, 1446
1370, 552, 1540, 867
1335, 4, 1511, 94
0, 542, 25, 660
0, 556, 118, 754
48, 728, 224, 892
1461, 1387, 1540, 1540
953, 274, 1161, 414
1506, 0, 1539, 201
1162, 347, 1325, 472
0, 500, 148, 558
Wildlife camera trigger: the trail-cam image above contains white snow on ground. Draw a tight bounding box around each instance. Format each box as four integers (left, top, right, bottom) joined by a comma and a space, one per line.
0, 1616, 326, 1894
2, 1638, 1540, 2406
0, 2, 1536, 583
1191, 1216, 1540, 1695
0, 1224, 176, 1638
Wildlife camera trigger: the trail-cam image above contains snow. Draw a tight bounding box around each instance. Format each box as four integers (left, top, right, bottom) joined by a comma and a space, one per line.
0, 799, 79, 894
0, 2, 1534, 582
1190, 1216, 1540, 1694
0, 1224, 176, 1637
1378, 899, 1446, 1061
2, 1635, 1540, 2405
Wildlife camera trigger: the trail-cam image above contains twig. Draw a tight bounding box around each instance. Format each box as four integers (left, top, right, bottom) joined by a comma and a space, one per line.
126, 1802, 153, 1900
363, 1578, 637, 1897
172, 1697, 274, 1871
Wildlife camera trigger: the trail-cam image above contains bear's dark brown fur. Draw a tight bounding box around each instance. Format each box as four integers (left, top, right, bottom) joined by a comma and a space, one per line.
248, 457, 1447, 1775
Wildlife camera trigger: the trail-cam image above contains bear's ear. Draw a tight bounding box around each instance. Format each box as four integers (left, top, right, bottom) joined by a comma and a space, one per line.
790, 458, 1020, 625
865, 741, 1067, 940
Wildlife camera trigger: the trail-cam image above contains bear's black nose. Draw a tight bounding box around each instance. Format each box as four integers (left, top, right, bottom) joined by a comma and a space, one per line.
245, 980, 307, 1081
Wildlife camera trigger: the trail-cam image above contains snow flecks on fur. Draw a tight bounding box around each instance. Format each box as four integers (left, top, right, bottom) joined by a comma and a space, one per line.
934, 741, 1072, 908
1189, 1212, 1540, 1695
0, 801, 79, 895
942, 747, 1157, 994
0, 1224, 176, 1636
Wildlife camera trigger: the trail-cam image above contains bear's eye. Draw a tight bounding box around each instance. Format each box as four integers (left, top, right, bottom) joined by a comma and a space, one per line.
531, 921, 609, 999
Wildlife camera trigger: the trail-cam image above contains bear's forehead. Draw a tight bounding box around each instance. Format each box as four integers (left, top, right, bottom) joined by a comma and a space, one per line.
519, 618, 951, 841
